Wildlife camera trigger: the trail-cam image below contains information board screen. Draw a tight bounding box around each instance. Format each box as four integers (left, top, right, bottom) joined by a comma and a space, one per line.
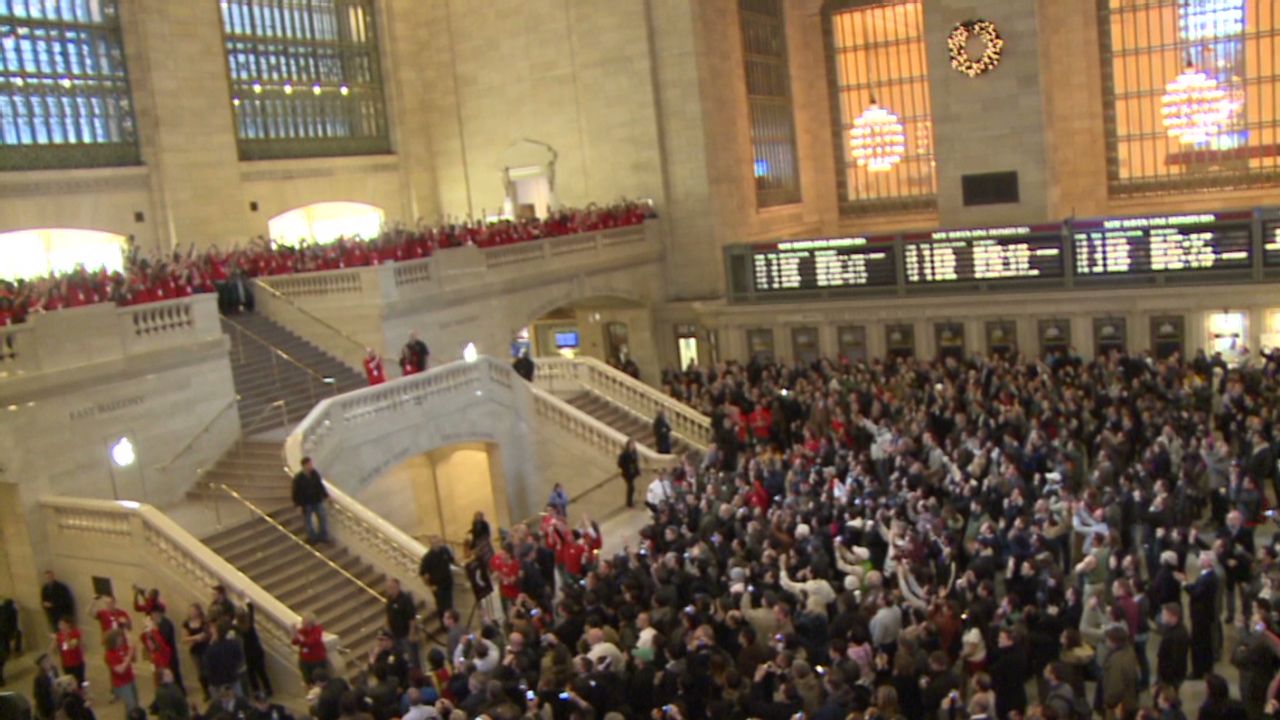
1264, 219, 1280, 267
750, 237, 896, 292
1073, 212, 1252, 276
902, 225, 1064, 284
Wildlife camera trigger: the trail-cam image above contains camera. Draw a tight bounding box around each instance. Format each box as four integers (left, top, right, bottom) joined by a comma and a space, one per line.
558, 692, 571, 701
526, 690, 537, 701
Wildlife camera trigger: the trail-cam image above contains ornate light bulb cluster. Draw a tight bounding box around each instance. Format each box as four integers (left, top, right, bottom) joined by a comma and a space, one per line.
1161, 63, 1234, 145
848, 101, 906, 173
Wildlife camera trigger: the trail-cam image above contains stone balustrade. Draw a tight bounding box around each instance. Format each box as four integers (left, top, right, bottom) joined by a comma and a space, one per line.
536, 356, 712, 448
41, 496, 345, 693
324, 480, 427, 582
0, 294, 223, 379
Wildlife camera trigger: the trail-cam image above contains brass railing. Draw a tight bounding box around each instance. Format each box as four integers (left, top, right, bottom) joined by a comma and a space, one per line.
206, 481, 386, 604
153, 397, 240, 475
251, 279, 367, 366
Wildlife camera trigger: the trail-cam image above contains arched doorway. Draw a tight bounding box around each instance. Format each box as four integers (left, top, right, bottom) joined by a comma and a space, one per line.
523, 294, 654, 380
0, 228, 128, 280
267, 201, 385, 246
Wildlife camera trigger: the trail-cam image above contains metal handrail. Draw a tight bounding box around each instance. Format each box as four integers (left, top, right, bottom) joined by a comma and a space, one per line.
222, 316, 339, 388
240, 399, 289, 434
153, 397, 239, 473
251, 280, 367, 356
208, 481, 386, 604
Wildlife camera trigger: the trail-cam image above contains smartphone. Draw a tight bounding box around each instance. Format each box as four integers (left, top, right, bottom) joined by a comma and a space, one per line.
530, 608, 541, 617
559, 692, 571, 700
526, 690, 537, 701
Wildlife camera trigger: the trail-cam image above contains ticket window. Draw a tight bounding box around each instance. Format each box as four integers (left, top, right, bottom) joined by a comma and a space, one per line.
1208, 312, 1247, 365
746, 329, 775, 364
886, 324, 915, 360
792, 327, 820, 366
1150, 315, 1185, 361
675, 324, 700, 371
1093, 317, 1127, 358
837, 325, 867, 364
1039, 318, 1070, 359
935, 322, 965, 362
986, 320, 1017, 358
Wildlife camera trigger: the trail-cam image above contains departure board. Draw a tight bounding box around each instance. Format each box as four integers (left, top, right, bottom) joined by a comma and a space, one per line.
1264, 219, 1280, 266
750, 237, 896, 292
902, 225, 1064, 284
1073, 212, 1252, 276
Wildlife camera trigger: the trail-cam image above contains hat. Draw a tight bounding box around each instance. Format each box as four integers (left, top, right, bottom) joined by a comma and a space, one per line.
795, 524, 811, 540
1160, 550, 1178, 567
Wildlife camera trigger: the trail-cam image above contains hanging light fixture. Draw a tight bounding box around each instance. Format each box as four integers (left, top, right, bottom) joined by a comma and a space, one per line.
1161, 59, 1233, 145
849, 98, 906, 173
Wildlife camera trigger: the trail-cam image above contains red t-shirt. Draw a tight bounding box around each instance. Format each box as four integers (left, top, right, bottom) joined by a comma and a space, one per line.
106, 643, 135, 688
364, 356, 385, 385
56, 628, 84, 668
292, 625, 327, 663
489, 553, 520, 600
96, 608, 131, 634
142, 628, 172, 670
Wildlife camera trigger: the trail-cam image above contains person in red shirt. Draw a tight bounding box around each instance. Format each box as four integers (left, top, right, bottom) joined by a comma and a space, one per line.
104, 628, 139, 711
363, 348, 386, 386
140, 615, 173, 684
89, 594, 132, 637
53, 617, 86, 683
488, 544, 521, 612
132, 587, 165, 616
291, 614, 327, 684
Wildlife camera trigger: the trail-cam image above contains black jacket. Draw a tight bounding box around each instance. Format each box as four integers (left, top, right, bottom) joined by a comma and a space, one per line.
385, 592, 416, 640
41, 580, 75, 623
203, 637, 245, 687
1156, 623, 1189, 686
291, 469, 328, 507
617, 448, 640, 481
419, 547, 455, 587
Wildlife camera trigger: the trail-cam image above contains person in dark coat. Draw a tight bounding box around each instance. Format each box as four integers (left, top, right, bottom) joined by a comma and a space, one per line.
40, 571, 75, 631
989, 627, 1030, 720
1182, 553, 1219, 679
32, 654, 59, 720
290, 457, 330, 544
512, 351, 535, 382
1231, 609, 1280, 720
201, 621, 244, 692
652, 410, 673, 454
419, 537, 456, 619
617, 439, 641, 508
150, 607, 185, 694
920, 651, 962, 719
1156, 602, 1189, 690
235, 604, 270, 697
1197, 673, 1249, 720
1218, 511, 1255, 623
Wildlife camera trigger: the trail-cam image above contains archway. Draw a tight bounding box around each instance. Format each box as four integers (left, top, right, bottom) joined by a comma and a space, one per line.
356, 442, 509, 548
522, 294, 654, 380
267, 201, 385, 246
0, 228, 128, 280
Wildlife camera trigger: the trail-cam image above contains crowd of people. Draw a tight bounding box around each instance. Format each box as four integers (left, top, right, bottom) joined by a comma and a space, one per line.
0, 201, 653, 326
299, 345, 1280, 720
28, 570, 284, 720
15, 342, 1280, 720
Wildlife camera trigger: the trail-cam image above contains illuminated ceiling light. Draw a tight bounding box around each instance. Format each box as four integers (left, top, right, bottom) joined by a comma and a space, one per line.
339, 85, 350, 96
282, 82, 293, 95
1161, 62, 1234, 145
251, 81, 263, 94
848, 100, 906, 173
231, 96, 241, 107
12, 77, 24, 87
462, 342, 478, 362
58, 76, 72, 89
312, 83, 322, 95
110, 437, 136, 467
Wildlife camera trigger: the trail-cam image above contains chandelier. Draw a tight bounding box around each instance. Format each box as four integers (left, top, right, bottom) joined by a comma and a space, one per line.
849, 101, 906, 173
1160, 62, 1233, 145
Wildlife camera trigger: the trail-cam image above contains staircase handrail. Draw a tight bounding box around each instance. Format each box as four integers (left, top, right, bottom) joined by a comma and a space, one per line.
207, 482, 386, 604
153, 397, 240, 474
40, 496, 343, 670
530, 383, 677, 468
251, 279, 368, 366
538, 356, 713, 447
223, 316, 341, 390
316, 478, 429, 581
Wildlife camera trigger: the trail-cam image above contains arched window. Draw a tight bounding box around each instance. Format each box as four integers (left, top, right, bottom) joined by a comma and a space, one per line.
268, 201, 384, 246
0, 0, 139, 171
1099, 0, 1280, 195
823, 0, 936, 215
220, 0, 390, 160
0, 228, 127, 280
740, 0, 801, 208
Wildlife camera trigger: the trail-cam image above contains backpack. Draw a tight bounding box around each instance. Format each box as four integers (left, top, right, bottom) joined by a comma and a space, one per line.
1050, 684, 1091, 720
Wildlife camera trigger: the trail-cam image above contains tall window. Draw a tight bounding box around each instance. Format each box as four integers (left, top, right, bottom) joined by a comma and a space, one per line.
221, 0, 390, 160
740, 0, 801, 207
1099, 0, 1280, 195
0, 0, 138, 171
825, 0, 936, 214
